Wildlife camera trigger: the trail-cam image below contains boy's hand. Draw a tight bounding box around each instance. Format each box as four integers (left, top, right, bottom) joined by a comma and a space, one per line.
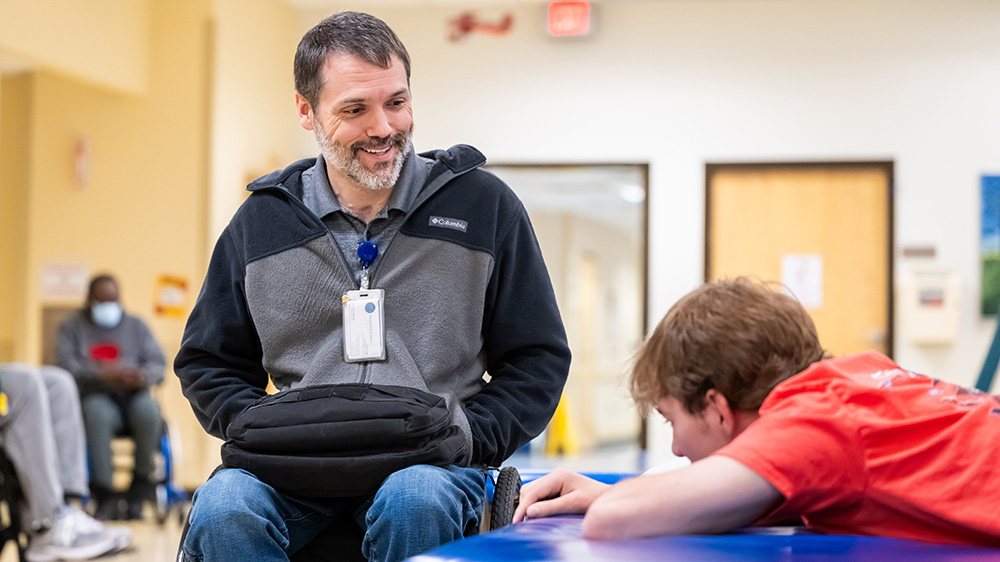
513, 468, 611, 522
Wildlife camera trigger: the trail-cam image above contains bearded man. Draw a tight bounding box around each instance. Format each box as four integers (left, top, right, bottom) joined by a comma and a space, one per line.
174, 11, 570, 562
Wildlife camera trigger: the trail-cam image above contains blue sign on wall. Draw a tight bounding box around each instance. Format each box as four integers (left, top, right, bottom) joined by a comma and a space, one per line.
981, 175, 1000, 316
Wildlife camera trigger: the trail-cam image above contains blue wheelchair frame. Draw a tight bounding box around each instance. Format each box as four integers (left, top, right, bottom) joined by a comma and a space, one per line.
152, 424, 189, 525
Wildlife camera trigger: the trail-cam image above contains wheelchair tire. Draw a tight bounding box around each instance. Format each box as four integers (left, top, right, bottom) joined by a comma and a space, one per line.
155, 482, 169, 525
490, 466, 521, 531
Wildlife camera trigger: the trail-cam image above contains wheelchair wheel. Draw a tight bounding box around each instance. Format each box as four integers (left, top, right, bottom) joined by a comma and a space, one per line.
155, 482, 169, 525
490, 466, 521, 531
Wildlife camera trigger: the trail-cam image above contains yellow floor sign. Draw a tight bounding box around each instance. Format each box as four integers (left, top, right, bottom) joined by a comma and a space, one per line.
545, 395, 579, 456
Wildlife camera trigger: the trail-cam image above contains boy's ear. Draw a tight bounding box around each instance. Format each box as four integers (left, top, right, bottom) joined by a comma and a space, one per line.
703, 388, 739, 437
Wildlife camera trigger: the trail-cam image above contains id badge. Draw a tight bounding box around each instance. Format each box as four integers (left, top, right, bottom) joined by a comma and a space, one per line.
342, 289, 386, 362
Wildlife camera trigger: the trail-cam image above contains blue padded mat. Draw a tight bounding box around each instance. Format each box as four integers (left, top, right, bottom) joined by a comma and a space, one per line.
409, 516, 1000, 562
516, 469, 637, 486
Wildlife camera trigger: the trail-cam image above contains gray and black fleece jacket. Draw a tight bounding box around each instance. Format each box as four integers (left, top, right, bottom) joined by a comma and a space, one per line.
175, 144, 571, 468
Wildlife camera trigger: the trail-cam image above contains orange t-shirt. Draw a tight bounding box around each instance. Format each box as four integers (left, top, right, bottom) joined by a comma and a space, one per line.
716, 351, 1000, 546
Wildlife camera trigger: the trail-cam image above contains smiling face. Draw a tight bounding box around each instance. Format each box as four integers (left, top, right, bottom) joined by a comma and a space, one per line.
296, 52, 413, 192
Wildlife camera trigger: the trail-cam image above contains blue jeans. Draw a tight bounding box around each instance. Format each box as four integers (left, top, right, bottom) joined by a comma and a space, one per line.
182, 465, 486, 562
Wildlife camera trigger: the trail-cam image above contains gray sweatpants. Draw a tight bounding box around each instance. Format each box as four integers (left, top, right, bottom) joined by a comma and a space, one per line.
0, 363, 88, 529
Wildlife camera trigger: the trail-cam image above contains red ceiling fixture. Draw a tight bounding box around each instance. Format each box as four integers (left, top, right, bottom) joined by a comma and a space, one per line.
547, 1, 591, 37
449, 12, 514, 42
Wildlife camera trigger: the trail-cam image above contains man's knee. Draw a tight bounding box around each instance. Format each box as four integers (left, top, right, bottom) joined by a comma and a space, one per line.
364, 466, 484, 562
193, 469, 266, 517
185, 471, 278, 559
126, 395, 161, 434
82, 395, 120, 426
37, 365, 75, 389
372, 465, 484, 521
0, 364, 44, 404
189, 469, 288, 536
38, 365, 80, 409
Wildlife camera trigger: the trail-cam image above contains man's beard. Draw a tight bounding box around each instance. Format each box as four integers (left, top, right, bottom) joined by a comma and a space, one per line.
315, 125, 412, 191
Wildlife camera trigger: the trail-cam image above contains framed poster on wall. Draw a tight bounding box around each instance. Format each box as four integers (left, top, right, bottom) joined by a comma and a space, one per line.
981, 175, 1000, 316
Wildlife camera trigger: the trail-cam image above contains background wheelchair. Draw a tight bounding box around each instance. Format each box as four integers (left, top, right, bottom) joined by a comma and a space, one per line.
100, 419, 189, 525
0, 448, 27, 562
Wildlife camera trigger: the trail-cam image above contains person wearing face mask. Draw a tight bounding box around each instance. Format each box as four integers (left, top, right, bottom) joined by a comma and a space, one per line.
55, 274, 166, 521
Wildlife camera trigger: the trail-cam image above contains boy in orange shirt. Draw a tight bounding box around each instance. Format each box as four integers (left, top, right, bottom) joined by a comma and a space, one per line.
514, 277, 1000, 546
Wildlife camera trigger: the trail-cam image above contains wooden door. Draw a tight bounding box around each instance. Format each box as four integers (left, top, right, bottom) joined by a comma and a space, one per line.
706, 163, 893, 357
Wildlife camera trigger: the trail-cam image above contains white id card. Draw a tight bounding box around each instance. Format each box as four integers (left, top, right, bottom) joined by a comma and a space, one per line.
342, 289, 386, 362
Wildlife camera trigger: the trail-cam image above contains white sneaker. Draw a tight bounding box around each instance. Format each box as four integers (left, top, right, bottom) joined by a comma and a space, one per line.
62, 506, 131, 552
26, 505, 133, 561
105, 525, 133, 553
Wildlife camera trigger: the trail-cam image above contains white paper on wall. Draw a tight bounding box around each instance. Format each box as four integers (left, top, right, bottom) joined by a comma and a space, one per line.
782, 254, 823, 310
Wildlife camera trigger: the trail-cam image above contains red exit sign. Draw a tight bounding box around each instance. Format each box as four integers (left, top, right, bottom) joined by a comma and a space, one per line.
548, 1, 591, 37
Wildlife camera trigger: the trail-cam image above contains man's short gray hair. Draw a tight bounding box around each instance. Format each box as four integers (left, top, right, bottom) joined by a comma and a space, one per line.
294, 11, 411, 110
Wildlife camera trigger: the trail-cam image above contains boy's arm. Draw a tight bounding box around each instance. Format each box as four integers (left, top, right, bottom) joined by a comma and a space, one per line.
583, 456, 781, 540
515, 457, 782, 541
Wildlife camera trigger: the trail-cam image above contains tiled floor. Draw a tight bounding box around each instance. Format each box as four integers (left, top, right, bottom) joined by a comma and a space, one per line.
0, 515, 185, 562
0, 444, 681, 562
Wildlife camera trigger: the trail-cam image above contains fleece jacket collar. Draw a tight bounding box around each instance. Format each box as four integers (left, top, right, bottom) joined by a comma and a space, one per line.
245, 144, 487, 208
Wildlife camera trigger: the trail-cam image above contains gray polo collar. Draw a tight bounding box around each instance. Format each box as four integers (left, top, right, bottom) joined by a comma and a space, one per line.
302, 147, 430, 220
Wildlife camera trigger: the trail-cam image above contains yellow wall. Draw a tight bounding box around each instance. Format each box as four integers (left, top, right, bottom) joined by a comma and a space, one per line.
0, 0, 149, 93
0, 0, 214, 486
0, 74, 30, 362
210, 0, 301, 245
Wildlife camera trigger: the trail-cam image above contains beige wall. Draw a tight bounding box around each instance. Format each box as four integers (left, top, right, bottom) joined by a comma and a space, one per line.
0, 0, 149, 93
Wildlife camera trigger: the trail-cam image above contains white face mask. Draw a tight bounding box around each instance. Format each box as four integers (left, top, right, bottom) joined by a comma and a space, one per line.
91, 302, 123, 328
